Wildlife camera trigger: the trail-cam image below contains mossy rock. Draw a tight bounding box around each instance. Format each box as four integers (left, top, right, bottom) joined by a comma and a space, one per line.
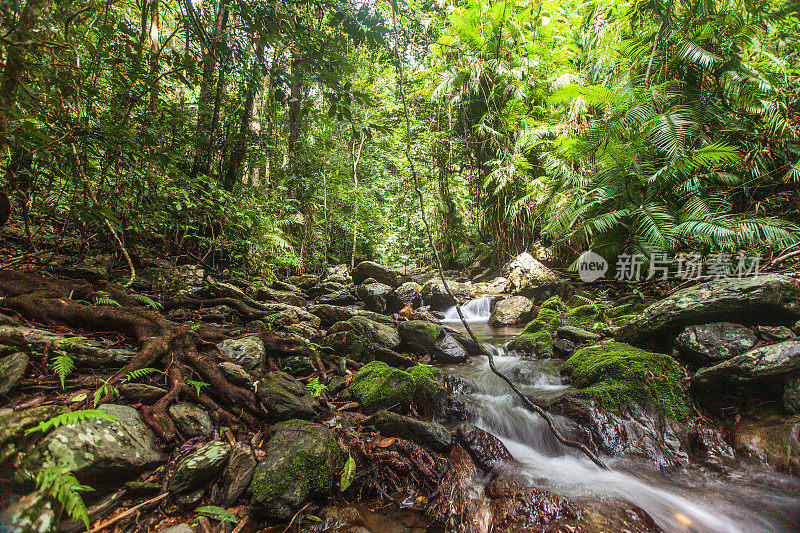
250, 419, 342, 518
347, 361, 443, 413
564, 342, 689, 420
508, 330, 554, 358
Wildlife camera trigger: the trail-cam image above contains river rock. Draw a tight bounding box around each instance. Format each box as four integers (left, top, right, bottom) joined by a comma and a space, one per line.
218, 361, 253, 387
0, 404, 64, 463
222, 442, 257, 506
168, 402, 213, 437
553, 338, 577, 358
391, 281, 422, 309
356, 281, 394, 313
731, 416, 800, 475
351, 261, 406, 287
286, 274, 320, 291
674, 322, 757, 364
617, 274, 800, 343
250, 419, 342, 518
347, 361, 443, 413
557, 325, 602, 344
280, 355, 314, 377
252, 286, 306, 307
690, 339, 800, 392
307, 304, 395, 327
364, 410, 452, 453
271, 280, 303, 292
19, 404, 166, 486
217, 336, 265, 373
118, 383, 167, 404
398, 320, 469, 363
503, 252, 561, 295
345, 315, 401, 350
168, 440, 231, 495
756, 325, 796, 342
421, 278, 472, 310
0, 351, 28, 394
257, 371, 318, 421
456, 424, 513, 472
324, 264, 350, 285
784, 376, 800, 414
1, 491, 57, 533
316, 289, 356, 306
485, 475, 580, 531
307, 280, 346, 298
488, 296, 534, 327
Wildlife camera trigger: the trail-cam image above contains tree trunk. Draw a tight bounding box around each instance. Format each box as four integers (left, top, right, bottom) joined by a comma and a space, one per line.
224, 50, 262, 190
285, 48, 303, 171
147, 0, 160, 113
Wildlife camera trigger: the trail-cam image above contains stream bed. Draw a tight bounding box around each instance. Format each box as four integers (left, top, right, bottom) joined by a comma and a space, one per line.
438, 300, 800, 532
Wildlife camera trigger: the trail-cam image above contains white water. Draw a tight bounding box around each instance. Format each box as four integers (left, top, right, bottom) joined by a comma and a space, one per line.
441, 303, 800, 533
441, 296, 491, 323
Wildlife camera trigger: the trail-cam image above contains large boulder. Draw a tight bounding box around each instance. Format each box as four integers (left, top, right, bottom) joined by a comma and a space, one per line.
351, 261, 406, 288
617, 275, 800, 344
252, 286, 306, 307
19, 404, 166, 487
250, 419, 342, 518
398, 320, 469, 363
0, 351, 28, 394
286, 274, 320, 291
364, 410, 452, 453
345, 315, 401, 350
316, 289, 356, 306
256, 371, 319, 421
324, 264, 350, 285
488, 296, 534, 327
168, 441, 231, 495
389, 281, 422, 310
731, 416, 800, 475
307, 281, 347, 299
0, 404, 64, 464
455, 424, 513, 472
674, 322, 757, 364
690, 339, 800, 393
347, 361, 443, 413
503, 252, 561, 295
420, 278, 472, 311
356, 282, 394, 313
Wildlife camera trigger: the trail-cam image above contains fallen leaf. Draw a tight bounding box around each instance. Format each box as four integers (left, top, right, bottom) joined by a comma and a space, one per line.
377, 437, 397, 448
254, 449, 266, 461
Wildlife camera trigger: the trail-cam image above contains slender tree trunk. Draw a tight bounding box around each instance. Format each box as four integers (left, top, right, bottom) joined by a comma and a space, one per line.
147, 0, 160, 112
350, 131, 366, 270
224, 49, 262, 190
285, 47, 302, 171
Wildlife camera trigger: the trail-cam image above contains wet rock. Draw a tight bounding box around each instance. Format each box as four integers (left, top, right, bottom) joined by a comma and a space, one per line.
347, 361, 443, 413
169, 402, 213, 437
686, 424, 735, 470
0, 404, 64, 463
316, 289, 356, 306
557, 325, 602, 344
272, 280, 303, 292
324, 264, 350, 285
307, 305, 395, 327
674, 322, 757, 364
345, 316, 401, 350
472, 276, 508, 296
690, 339, 800, 393
1, 490, 57, 533
351, 261, 406, 288
222, 442, 256, 506
118, 383, 167, 404
784, 376, 800, 414
19, 404, 166, 486
732, 417, 800, 475
577, 498, 661, 533
218, 361, 253, 388
364, 410, 452, 453
508, 330, 554, 358
286, 274, 320, 291
250, 419, 342, 518
307, 281, 347, 299
488, 296, 534, 327
553, 338, 576, 358
217, 336, 265, 373
420, 278, 472, 311
398, 320, 469, 363
390, 281, 422, 310
280, 355, 314, 377
503, 252, 562, 296
168, 440, 231, 495
455, 424, 513, 472
756, 325, 796, 342
0, 351, 28, 394
356, 282, 394, 313
252, 286, 306, 307
256, 371, 318, 421
485, 475, 580, 531
617, 274, 800, 344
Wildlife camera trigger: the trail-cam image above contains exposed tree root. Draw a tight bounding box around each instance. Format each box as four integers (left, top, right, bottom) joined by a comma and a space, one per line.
0, 270, 287, 442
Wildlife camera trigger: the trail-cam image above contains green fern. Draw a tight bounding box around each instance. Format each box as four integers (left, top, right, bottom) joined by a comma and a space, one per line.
93, 379, 119, 407
25, 409, 119, 435
186, 380, 210, 397
50, 351, 77, 390
129, 293, 162, 310
35, 466, 93, 530
121, 367, 164, 383
92, 292, 120, 307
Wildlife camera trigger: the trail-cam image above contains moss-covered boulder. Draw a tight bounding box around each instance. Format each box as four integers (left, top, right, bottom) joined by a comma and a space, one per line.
347, 361, 444, 413
398, 320, 469, 363
256, 371, 319, 421
564, 342, 689, 420
250, 419, 342, 518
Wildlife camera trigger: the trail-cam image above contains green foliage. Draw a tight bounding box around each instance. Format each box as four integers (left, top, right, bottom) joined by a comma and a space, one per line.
92, 293, 121, 307
194, 505, 238, 523
35, 466, 94, 530
340, 453, 356, 491
93, 379, 119, 407
306, 377, 329, 397
187, 379, 210, 397
50, 352, 77, 390
129, 294, 162, 310
25, 409, 119, 435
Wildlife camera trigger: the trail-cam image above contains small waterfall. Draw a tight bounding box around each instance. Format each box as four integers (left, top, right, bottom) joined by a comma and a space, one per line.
441, 296, 491, 323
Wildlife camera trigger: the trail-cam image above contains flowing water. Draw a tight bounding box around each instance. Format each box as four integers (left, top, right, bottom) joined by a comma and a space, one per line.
439, 300, 800, 533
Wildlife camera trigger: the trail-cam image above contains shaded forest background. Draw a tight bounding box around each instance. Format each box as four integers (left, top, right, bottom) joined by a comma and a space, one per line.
2, 0, 800, 275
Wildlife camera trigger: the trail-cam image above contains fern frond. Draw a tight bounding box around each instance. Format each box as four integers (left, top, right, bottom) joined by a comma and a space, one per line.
93, 296, 121, 307
25, 409, 119, 435
121, 367, 164, 383
36, 466, 93, 530
50, 351, 77, 390
129, 294, 162, 310
93, 379, 119, 407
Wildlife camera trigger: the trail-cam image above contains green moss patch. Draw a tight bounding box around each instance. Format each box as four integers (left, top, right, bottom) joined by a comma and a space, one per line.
564, 342, 689, 420
348, 361, 443, 411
